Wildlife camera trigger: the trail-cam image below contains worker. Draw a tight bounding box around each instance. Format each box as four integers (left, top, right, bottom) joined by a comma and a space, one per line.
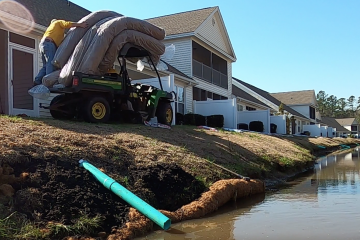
34, 19, 88, 86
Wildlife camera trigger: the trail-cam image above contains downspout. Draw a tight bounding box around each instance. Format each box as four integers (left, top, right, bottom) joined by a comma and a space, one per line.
79, 160, 171, 230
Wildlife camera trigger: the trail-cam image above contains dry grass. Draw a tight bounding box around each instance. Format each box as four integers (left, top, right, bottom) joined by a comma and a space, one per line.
0, 115, 359, 181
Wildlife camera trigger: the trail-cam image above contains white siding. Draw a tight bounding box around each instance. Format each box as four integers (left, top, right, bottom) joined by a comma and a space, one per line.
239, 102, 268, 111
185, 86, 193, 113
227, 61, 232, 98
291, 106, 310, 119
195, 12, 231, 56
36, 36, 42, 73
193, 76, 229, 98
162, 39, 192, 77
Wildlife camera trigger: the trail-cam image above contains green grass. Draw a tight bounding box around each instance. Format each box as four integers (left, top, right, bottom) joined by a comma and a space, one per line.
279, 157, 294, 166
0, 212, 103, 240
248, 133, 261, 139
0, 213, 18, 239
0, 115, 23, 123
294, 144, 309, 153
16, 222, 46, 239
205, 156, 215, 163
224, 161, 271, 178
195, 175, 213, 188
118, 176, 130, 187
47, 214, 103, 239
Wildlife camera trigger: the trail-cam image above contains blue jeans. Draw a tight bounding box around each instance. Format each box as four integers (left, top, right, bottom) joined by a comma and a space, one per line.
34, 39, 57, 85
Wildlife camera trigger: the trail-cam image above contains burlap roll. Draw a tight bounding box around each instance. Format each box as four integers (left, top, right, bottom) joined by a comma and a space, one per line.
78, 16, 165, 75
51, 10, 122, 69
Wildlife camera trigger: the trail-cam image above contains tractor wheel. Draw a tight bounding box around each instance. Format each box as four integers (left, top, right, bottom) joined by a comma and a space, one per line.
83, 96, 111, 123
49, 95, 75, 120
156, 101, 173, 126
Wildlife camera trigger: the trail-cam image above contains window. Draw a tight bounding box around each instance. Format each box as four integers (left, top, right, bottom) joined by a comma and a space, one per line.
309, 106, 315, 119
175, 86, 185, 114
351, 125, 357, 132
246, 106, 256, 111
192, 41, 228, 90
193, 87, 201, 101
237, 104, 243, 111
192, 87, 227, 101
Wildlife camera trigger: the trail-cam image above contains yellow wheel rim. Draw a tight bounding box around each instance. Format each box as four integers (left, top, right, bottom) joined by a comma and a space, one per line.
166, 108, 172, 123
92, 102, 106, 120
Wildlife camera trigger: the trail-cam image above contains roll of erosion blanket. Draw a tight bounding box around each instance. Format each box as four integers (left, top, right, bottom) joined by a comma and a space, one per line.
159, 179, 265, 223
98, 30, 165, 75
42, 70, 60, 87
78, 16, 166, 75
52, 10, 122, 69
58, 17, 116, 87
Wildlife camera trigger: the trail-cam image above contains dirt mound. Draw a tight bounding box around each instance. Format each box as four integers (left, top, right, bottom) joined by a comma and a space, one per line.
128, 162, 207, 211
1, 158, 209, 239
10, 159, 130, 233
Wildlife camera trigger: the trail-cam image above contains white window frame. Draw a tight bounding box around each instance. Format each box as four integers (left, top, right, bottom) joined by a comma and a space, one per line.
175, 85, 185, 114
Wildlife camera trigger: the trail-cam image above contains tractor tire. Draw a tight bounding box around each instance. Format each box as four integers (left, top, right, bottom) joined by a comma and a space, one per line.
49, 95, 75, 120
83, 96, 111, 123
156, 101, 173, 126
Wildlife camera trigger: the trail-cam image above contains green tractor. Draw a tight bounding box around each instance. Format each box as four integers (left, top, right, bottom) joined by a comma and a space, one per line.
41, 43, 175, 125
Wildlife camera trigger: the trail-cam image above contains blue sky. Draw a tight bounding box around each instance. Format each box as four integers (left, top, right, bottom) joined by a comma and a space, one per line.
71, 0, 359, 100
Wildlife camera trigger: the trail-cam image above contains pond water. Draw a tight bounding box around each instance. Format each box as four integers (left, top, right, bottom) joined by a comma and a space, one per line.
135, 148, 360, 240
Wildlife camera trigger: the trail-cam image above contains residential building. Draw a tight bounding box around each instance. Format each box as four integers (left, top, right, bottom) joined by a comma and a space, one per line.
146, 6, 237, 113
0, 0, 89, 117
0, 1, 236, 119
231, 85, 271, 112
335, 118, 360, 137
320, 117, 350, 137
270, 90, 321, 125
232, 77, 310, 134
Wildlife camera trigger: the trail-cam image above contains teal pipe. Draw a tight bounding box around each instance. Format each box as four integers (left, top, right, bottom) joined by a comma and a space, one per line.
340, 144, 350, 149
79, 160, 171, 230
317, 145, 326, 149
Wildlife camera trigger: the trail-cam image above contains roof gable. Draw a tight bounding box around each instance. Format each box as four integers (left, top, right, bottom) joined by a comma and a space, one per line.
232, 85, 270, 109
321, 117, 350, 132
270, 90, 316, 106
232, 77, 308, 119
13, 0, 90, 27
335, 118, 357, 126
146, 7, 236, 61
146, 7, 216, 36
195, 8, 235, 60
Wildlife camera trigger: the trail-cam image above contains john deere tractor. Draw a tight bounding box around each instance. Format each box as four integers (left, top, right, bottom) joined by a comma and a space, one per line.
41, 43, 174, 125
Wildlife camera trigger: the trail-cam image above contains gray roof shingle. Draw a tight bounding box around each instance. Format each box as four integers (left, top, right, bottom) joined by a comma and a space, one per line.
321, 117, 351, 132
161, 60, 193, 81
233, 77, 309, 119
13, 0, 90, 27
270, 90, 315, 106
232, 85, 270, 108
146, 7, 217, 36
335, 118, 357, 126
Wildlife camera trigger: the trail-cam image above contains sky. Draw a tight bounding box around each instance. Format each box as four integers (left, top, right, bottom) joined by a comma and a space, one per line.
70, 0, 360, 100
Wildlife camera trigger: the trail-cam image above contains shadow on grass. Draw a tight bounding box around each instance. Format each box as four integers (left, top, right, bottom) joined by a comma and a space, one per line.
1, 115, 322, 180
22, 117, 274, 178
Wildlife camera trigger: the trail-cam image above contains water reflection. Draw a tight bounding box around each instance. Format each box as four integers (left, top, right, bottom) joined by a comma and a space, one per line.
137, 194, 265, 240
137, 148, 360, 240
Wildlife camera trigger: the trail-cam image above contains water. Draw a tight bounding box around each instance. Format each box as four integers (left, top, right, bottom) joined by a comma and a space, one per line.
135, 148, 360, 240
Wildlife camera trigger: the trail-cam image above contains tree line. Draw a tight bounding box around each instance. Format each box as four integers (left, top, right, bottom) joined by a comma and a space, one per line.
316, 91, 360, 119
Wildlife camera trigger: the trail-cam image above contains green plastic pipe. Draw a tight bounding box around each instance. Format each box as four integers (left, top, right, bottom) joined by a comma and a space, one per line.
79, 160, 171, 230
340, 144, 350, 149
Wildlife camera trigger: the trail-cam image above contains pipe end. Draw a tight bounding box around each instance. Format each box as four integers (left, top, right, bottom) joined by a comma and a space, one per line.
79, 159, 88, 167
163, 219, 171, 231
